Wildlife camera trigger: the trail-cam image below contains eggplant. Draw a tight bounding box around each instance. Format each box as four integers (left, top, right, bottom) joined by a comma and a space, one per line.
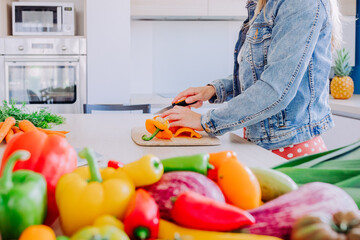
241, 182, 358, 240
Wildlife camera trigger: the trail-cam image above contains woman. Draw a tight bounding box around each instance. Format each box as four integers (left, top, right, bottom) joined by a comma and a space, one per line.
161, 0, 342, 159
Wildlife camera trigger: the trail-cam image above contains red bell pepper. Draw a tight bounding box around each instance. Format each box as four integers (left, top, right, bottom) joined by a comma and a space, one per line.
0, 130, 77, 225
124, 189, 160, 240
207, 151, 238, 181
171, 191, 255, 231
107, 160, 124, 169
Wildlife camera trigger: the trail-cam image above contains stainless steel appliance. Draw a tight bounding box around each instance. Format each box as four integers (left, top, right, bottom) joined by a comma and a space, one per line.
12, 2, 75, 36
0, 37, 86, 113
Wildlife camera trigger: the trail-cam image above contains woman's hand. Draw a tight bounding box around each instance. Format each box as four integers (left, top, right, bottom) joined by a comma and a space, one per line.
160, 106, 203, 131
172, 85, 216, 109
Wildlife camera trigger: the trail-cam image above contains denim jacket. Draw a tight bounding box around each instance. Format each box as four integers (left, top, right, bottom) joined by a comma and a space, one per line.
201, 0, 334, 150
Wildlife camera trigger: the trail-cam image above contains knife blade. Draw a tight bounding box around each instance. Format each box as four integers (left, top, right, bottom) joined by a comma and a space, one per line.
154, 99, 198, 114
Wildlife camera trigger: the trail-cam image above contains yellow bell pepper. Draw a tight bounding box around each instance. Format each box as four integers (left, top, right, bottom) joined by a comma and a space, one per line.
158, 219, 283, 240
122, 154, 163, 187
56, 148, 135, 236
93, 214, 124, 230
70, 225, 129, 240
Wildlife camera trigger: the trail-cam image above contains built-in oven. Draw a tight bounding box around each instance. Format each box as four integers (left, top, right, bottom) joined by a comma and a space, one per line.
0, 37, 86, 114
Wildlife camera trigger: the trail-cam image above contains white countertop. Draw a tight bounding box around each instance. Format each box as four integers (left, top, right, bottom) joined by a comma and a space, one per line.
329, 94, 360, 119
0, 114, 285, 169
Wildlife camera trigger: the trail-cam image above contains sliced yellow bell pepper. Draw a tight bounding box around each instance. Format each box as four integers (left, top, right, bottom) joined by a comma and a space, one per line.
56, 148, 135, 236
158, 219, 283, 240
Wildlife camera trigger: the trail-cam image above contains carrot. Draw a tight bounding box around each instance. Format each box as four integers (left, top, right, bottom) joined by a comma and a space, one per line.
0, 122, 3, 128
0, 117, 16, 143
44, 131, 66, 138
37, 128, 69, 135
19, 120, 38, 132
5, 128, 14, 143
11, 126, 22, 134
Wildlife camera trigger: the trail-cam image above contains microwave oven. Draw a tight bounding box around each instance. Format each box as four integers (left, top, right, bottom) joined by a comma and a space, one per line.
12, 2, 75, 36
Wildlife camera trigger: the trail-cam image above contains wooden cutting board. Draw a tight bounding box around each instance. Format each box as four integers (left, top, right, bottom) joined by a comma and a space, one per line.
131, 127, 221, 146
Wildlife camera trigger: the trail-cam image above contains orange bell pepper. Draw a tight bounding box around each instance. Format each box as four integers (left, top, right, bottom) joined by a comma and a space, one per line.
19, 225, 56, 240
142, 116, 173, 141
217, 158, 261, 210
207, 151, 238, 181
173, 127, 202, 138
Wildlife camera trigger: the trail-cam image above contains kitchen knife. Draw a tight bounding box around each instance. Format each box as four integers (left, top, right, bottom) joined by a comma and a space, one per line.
154, 99, 198, 114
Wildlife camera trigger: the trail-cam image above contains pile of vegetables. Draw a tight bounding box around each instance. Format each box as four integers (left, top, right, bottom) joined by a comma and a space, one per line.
1, 132, 359, 240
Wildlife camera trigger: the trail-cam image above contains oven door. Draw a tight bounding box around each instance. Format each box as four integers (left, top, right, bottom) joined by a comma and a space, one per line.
4, 56, 84, 113
13, 5, 62, 35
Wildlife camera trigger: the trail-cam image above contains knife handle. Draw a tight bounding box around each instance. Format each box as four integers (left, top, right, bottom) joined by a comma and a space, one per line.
172, 99, 198, 107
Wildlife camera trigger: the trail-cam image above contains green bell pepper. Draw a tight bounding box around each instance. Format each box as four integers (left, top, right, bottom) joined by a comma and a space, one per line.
0, 150, 47, 240
161, 153, 214, 175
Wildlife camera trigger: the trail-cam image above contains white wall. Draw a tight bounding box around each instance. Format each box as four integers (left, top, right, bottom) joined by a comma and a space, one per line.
340, 16, 356, 66
130, 20, 242, 96
87, 0, 131, 104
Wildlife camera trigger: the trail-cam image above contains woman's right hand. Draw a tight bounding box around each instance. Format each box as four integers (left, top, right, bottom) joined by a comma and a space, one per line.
173, 85, 216, 109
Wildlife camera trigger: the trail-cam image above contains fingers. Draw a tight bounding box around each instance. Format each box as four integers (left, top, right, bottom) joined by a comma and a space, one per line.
160, 106, 182, 119
160, 106, 203, 131
172, 87, 199, 104
172, 90, 190, 104
190, 101, 203, 109
167, 119, 184, 127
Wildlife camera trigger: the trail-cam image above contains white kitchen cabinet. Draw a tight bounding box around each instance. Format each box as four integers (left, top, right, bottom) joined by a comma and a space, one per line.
131, 0, 355, 18
208, 0, 247, 17
131, 0, 208, 17
131, 0, 247, 19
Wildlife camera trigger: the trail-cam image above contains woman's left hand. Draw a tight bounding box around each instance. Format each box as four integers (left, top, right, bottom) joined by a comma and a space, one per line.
160, 106, 203, 131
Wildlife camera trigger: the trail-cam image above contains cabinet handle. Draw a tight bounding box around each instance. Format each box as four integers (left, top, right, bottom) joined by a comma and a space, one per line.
62, 46, 67, 51
18, 45, 24, 51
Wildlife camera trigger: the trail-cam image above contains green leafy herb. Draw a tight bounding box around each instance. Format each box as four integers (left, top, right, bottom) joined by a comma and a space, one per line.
0, 100, 65, 129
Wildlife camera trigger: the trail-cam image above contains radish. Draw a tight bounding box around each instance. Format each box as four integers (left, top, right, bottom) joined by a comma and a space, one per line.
143, 171, 225, 220
242, 182, 358, 239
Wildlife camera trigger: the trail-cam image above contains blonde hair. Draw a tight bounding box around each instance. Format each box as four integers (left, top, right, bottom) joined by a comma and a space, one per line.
251, 0, 342, 50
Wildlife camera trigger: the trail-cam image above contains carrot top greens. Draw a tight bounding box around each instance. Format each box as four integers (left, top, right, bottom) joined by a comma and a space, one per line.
0, 100, 65, 129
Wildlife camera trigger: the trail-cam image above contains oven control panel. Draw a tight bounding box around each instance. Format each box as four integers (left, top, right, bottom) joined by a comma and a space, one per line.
4, 37, 86, 55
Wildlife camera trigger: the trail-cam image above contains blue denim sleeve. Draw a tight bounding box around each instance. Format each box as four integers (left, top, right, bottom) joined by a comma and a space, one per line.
201, 0, 327, 135
208, 75, 234, 104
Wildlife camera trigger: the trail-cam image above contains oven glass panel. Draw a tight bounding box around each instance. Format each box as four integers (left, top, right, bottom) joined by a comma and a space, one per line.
8, 65, 76, 104
15, 6, 60, 33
